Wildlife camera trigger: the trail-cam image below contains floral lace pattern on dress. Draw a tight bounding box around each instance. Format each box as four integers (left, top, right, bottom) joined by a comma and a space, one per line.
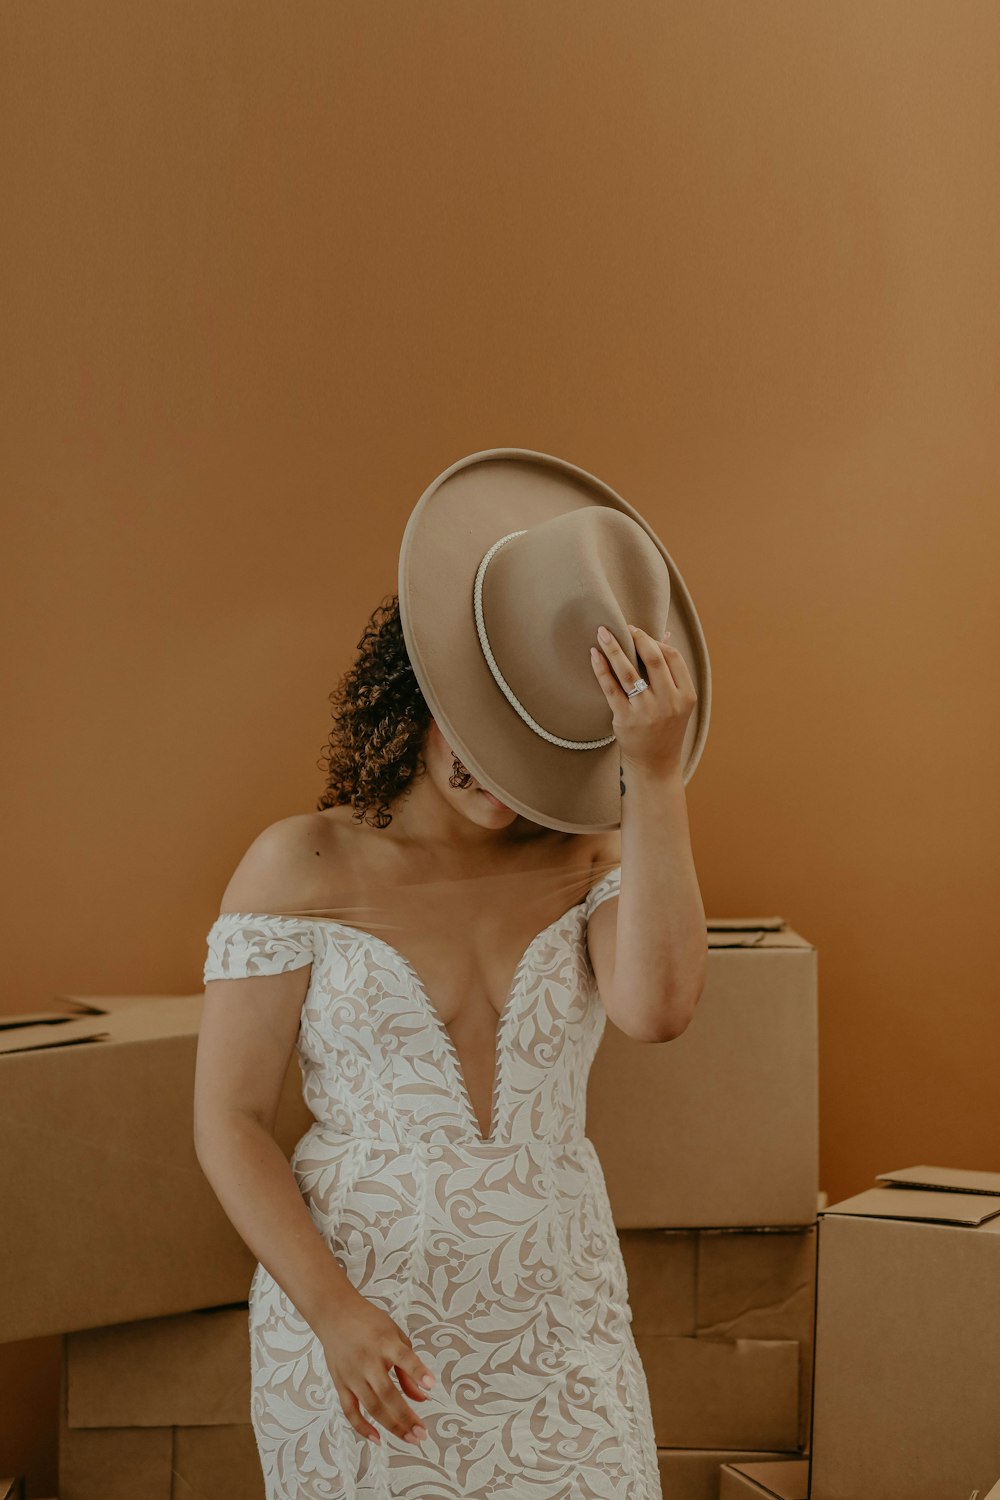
202, 863, 661, 1500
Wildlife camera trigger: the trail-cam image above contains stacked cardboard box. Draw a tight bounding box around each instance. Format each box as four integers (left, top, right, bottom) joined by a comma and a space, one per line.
0, 994, 314, 1345
586, 916, 819, 1500
1, 918, 822, 1498
13, 919, 998, 1499
0, 994, 315, 1495
57, 1304, 262, 1500
807, 1164, 1000, 1500
589, 921, 1000, 1500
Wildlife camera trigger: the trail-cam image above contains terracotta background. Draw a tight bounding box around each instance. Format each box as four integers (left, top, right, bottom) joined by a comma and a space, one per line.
2, 1, 997, 1488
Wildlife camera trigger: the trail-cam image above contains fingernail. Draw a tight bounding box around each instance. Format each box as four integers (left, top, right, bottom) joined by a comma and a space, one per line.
421, 1374, 435, 1389
598, 625, 610, 638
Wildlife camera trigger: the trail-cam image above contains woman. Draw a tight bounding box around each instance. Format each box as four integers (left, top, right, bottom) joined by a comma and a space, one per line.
194, 452, 710, 1499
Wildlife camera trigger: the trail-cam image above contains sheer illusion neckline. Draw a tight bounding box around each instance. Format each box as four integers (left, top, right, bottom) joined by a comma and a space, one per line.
303, 897, 592, 1144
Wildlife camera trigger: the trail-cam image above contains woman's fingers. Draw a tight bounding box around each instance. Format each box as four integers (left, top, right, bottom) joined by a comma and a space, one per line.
362, 1365, 429, 1444
628, 623, 680, 689
593, 626, 646, 694
394, 1342, 436, 1398
386, 1330, 436, 1410
334, 1378, 382, 1443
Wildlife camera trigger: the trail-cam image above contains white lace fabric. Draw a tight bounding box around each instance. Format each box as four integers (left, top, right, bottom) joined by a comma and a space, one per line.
202, 863, 663, 1500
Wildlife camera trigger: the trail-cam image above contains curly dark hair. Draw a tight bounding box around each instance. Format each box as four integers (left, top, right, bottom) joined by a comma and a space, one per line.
316, 594, 474, 829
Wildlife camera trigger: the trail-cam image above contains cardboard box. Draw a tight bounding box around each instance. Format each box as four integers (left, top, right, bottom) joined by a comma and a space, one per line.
810, 1165, 1000, 1500
657, 1449, 805, 1500
641, 1335, 799, 1450
719, 1458, 809, 1498
58, 1303, 261, 1500
588, 918, 817, 1227
0, 995, 312, 1343
625, 1224, 816, 1451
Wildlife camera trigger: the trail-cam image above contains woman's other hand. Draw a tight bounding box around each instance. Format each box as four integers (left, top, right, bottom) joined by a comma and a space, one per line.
318, 1292, 437, 1448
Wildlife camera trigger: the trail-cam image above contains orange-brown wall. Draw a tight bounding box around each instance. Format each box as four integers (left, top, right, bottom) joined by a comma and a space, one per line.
2, 2, 997, 1488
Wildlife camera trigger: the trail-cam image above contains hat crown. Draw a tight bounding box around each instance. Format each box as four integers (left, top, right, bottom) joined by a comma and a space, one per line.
478, 508, 671, 744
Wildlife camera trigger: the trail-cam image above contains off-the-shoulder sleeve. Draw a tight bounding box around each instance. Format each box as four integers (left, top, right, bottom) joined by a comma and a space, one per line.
583, 864, 622, 919
203, 912, 315, 983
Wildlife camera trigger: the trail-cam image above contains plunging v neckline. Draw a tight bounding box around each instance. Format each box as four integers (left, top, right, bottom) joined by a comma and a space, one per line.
308, 898, 590, 1144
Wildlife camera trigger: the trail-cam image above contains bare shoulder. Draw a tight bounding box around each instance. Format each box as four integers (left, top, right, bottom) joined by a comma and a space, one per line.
218, 811, 338, 914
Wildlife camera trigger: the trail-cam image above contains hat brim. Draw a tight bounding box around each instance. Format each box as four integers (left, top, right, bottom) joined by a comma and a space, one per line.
398, 447, 712, 833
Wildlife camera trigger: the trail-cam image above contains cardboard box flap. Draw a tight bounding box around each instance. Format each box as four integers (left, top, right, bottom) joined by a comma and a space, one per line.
876, 1163, 1000, 1197
706, 919, 814, 951
0, 1021, 112, 1055
0, 997, 107, 1030
821, 1183, 1000, 1226
708, 928, 773, 949
707, 917, 787, 931
0, 995, 203, 1057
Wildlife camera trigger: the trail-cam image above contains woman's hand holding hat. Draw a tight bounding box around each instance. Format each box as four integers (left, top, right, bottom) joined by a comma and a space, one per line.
590, 623, 699, 780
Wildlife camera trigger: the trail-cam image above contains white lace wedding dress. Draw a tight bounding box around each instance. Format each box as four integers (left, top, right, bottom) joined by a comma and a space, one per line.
202, 863, 662, 1500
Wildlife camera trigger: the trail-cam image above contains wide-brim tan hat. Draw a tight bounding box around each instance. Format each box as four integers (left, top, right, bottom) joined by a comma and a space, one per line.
398, 447, 712, 833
